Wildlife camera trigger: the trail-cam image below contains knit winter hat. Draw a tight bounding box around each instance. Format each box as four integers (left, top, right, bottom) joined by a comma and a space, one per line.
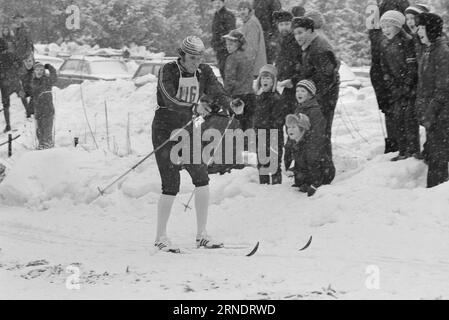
34, 62, 44, 69
179, 36, 205, 56
286, 113, 311, 132
273, 10, 293, 23
405, 4, 430, 16
417, 12, 444, 42
254, 64, 278, 93
380, 10, 406, 29
304, 10, 325, 30
292, 17, 315, 31
291, 6, 306, 18
296, 80, 317, 96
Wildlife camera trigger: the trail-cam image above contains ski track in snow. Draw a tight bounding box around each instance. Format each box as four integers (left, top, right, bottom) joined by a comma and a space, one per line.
1, 82, 449, 300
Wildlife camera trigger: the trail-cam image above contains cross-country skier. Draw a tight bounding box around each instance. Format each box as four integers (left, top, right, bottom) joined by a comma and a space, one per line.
153, 36, 244, 253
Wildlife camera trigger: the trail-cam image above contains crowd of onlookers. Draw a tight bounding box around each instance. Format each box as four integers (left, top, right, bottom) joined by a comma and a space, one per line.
0, 13, 57, 150
210, 0, 449, 191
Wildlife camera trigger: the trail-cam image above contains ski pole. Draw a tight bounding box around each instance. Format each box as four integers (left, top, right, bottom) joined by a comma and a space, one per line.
183, 114, 236, 212
94, 117, 196, 201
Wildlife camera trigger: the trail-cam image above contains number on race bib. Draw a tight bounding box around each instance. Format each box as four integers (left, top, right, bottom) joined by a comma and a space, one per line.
366, 4, 380, 30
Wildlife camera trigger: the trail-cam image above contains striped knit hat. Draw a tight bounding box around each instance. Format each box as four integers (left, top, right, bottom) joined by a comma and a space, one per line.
296, 80, 317, 96
180, 36, 205, 56
380, 10, 406, 29
34, 61, 44, 69
286, 113, 311, 131
405, 4, 430, 16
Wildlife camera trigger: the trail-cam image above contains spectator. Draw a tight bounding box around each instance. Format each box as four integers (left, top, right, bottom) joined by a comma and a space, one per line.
379, 10, 420, 161
11, 13, 34, 61
404, 5, 430, 60
0, 38, 25, 133
288, 17, 340, 157
273, 10, 302, 113
19, 54, 35, 118
367, 0, 410, 154
415, 13, 449, 188
253, 0, 281, 64
31, 62, 58, 150
253, 64, 288, 185
222, 29, 255, 131
211, 0, 236, 79
238, 1, 267, 78
1, 25, 15, 53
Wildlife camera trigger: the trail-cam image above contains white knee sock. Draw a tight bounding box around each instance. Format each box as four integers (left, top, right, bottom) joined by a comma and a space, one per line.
195, 186, 210, 239
156, 194, 175, 242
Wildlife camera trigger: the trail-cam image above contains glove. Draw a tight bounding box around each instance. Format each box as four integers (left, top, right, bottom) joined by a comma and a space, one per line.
307, 185, 317, 197
230, 98, 245, 115
194, 101, 212, 117
286, 170, 295, 178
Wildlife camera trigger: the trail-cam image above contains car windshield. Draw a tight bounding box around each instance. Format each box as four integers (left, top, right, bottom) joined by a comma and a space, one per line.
90, 61, 130, 76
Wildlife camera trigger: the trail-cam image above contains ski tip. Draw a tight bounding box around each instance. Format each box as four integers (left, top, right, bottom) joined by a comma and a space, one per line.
246, 241, 260, 257
299, 236, 313, 251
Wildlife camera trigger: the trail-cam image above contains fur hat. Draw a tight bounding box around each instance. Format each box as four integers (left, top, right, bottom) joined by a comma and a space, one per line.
304, 10, 325, 29
405, 4, 430, 16
254, 64, 278, 94
292, 17, 315, 31
238, 1, 252, 11
417, 12, 444, 42
291, 6, 306, 18
273, 10, 293, 23
286, 113, 311, 132
179, 36, 205, 56
296, 80, 317, 96
222, 29, 246, 48
380, 10, 406, 29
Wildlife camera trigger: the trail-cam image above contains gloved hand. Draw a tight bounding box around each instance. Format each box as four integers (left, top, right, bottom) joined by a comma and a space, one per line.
194, 101, 212, 117
230, 98, 245, 115
286, 170, 295, 178
299, 184, 309, 193
307, 185, 317, 197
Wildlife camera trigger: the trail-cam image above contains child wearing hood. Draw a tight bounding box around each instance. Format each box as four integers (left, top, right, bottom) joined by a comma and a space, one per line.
253, 64, 289, 184
285, 80, 335, 196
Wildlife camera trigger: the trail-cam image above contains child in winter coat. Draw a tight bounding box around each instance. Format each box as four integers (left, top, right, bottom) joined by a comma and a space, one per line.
380, 10, 420, 161
253, 64, 289, 185
31, 62, 57, 150
285, 80, 335, 196
19, 54, 35, 118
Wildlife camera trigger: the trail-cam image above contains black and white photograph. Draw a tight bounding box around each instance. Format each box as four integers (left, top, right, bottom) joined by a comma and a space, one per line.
0, 0, 449, 303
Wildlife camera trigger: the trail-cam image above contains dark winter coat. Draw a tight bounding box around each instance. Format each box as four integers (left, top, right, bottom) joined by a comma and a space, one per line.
293, 35, 340, 115
157, 59, 233, 116
380, 31, 417, 109
223, 49, 254, 96
31, 64, 57, 119
275, 33, 302, 82
1, 34, 15, 53
285, 99, 334, 187
253, 0, 282, 36
416, 37, 449, 162
240, 14, 267, 77
0, 50, 23, 95
211, 7, 236, 57
13, 25, 34, 60
253, 91, 288, 130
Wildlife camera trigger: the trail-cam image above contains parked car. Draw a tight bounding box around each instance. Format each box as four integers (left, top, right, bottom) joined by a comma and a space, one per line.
339, 62, 363, 89
56, 55, 132, 89
132, 58, 224, 88
34, 54, 65, 71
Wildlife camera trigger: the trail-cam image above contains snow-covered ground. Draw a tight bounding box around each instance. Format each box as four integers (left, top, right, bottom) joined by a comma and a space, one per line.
1, 80, 448, 300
